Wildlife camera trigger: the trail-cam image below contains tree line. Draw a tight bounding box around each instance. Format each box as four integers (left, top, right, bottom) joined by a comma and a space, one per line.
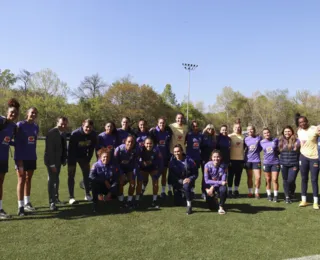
0, 68, 319, 136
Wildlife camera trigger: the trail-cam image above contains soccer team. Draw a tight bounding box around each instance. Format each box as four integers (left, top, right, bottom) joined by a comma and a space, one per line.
0, 98, 319, 219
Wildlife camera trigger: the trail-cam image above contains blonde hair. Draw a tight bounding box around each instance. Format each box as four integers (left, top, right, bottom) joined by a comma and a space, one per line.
203, 124, 215, 134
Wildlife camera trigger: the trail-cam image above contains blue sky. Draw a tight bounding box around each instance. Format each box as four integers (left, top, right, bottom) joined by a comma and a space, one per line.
1, 0, 319, 108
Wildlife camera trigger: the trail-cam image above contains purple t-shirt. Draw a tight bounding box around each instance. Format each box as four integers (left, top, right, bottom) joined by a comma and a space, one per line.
136, 132, 148, 148
244, 136, 262, 163
186, 131, 202, 162
97, 132, 117, 152
204, 161, 227, 187
0, 117, 16, 161
260, 138, 279, 165
14, 121, 39, 160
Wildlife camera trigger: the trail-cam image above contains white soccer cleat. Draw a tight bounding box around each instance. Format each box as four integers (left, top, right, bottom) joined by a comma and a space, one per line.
69, 198, 78, 205
84, 195, 93, 201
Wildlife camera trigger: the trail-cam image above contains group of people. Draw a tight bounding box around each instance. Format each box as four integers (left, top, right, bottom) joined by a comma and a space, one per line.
0, 98, 319, 219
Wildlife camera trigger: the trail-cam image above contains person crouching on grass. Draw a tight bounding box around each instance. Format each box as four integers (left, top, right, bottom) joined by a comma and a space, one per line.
204, 150, 227, 215
168, 144, 198, 215
89, 148, 118, 213
14, 107, 39, 216
136, 137, 163, 209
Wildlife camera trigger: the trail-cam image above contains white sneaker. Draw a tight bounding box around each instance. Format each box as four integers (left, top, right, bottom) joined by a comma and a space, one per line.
69, 198, 78, 205
84, 194, 93, 201
218, 208, 226, 215
201, 193, 206, 200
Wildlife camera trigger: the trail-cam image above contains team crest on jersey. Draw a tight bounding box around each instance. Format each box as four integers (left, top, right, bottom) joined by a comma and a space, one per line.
139, 142, 144, 147
266, 147, 273, 153
178, 135, 183, 140
249, 145, 256, 151
79, 140, 91, 147
236, 142, 241, 146
28, 136, 35, 144
107, 145, 113, 150
159, 140, 165, 146
193, 142, 199, 148
2, 136, 10, 145
121, 160, 129, 164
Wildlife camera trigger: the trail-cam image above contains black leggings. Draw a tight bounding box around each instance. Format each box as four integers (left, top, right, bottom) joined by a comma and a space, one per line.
228, 160, 244, 189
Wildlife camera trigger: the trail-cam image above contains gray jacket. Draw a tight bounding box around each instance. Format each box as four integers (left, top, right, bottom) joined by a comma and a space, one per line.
44, 127, 67, 167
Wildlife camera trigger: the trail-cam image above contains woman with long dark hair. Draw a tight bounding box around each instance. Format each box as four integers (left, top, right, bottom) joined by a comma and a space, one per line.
0, 98, 20, 218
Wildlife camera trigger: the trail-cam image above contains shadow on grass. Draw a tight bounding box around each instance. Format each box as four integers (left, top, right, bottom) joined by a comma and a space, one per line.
225, 203, 286, 214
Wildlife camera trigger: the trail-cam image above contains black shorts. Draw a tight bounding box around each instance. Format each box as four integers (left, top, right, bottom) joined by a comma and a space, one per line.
15, 160, 37, 171
245, 162, 261, 170
263, 164, 280, 173
0, 160, 9, 174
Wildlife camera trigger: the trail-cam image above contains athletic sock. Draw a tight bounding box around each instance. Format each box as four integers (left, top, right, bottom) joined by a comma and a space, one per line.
234, 186, 239, 191
228, 187, 232, 192
314, 197, 318, 204
24, 196, 30, 205
142, 184, 146, 191
255, 188, 259, 194
248, 188, 253, 194
168, 185, 173, 191
301, 196, 307, 202
0, 200, 2, 210
118, 195, 124, 202
127, 196, 133, 202
153, 195, 157, 201
135, 195, 140, 201
18, 200, 24, 208
162, 186, 166, 193
187, 201, 192, 207
266, 190, 271, 196
274, 190, 278, 196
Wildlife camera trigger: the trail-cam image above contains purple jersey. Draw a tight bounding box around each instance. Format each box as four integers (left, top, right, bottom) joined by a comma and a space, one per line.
97, 132, 117, 152
136, 131, 149, 148
0, 117, 16, 161
260, 138, 279, 165
114, 144, 140, 175
204, 161, 227, 187
244, 136, 262, 163
186, 131, 202, 162
14, 121, 39, 160
149, 126, 171, 163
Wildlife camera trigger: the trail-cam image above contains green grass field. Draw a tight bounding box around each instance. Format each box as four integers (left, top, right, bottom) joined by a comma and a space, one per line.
0, 141, 319, 260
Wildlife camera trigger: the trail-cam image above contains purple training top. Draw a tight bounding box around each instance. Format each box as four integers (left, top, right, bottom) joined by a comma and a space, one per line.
97, 132, 117, 152
204, 161, 227, 187
14, 120, 39, 161
0, 117, 16, 161
260, 138, 279, 165
244, 135, 262, 163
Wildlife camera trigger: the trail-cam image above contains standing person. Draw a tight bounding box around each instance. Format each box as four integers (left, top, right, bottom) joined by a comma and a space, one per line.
185, 120, 202, 197
117, 117, 135, 146
244, 125, 262, 198
297, 116, 319, 209
260, 128, 280, 202
14, 107, 39, 216
96, 121, 117, 154
228, 123, 244, 198
169, 113, 188, 196
68, 119, 97, 204
200, 124, 217, 199
135, 119, 149, 148
168, 144, 198, 215
0, 98, 20, 219
204, 150, 228, 215
149, 117, 172, 198
278, 126, 300, 204
136, 137, 163, 208
114, 135, 139, 208
44, 116, 68, 211
216, 125, 231, 169
89, 148, 118, 213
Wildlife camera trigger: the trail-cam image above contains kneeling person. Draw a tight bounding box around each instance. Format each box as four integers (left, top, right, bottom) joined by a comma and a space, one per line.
168, 144, 198, 215
204, 150, 227, 215
89, 148, 118, 212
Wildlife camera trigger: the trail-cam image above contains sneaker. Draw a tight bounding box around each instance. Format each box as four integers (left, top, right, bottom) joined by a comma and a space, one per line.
160, 192, 166, 199
18, 207, 25, 216
186, 206, 192, 215
267, 195, 272, 201
24, 202, 36, 212
313, 203, 319, 210
0, 209, 12, 219
299, 201, 308, 207
233, 190, 239, 198
218, 208, 226, 215
168, 190, 173, 197
50, 203, 58, 211
69, 198, 78, 205
273, 196, 279, 203
228, 191, 233, 198
152, 200, 160, 209
255, 193, 260, 199
84, 194, 93, 201
285, 198, 292, 204
248, 193, 253, 198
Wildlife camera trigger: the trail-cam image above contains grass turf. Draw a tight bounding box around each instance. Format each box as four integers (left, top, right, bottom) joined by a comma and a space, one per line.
0, 141, 319, 260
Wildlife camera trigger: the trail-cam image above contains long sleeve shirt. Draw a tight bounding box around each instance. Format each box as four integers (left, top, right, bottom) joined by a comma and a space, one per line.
168, 155, 198, 183
216, 134, 231, 164
97, 132, 117, 152
89, 159, 118, 182
200, 134, 216, 162
204, 161, 227, 187
186, 131, 203, 162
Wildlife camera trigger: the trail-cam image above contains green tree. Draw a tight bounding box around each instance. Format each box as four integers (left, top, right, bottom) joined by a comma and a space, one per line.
0, 69, 17, 89
161, 84, 177, 107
